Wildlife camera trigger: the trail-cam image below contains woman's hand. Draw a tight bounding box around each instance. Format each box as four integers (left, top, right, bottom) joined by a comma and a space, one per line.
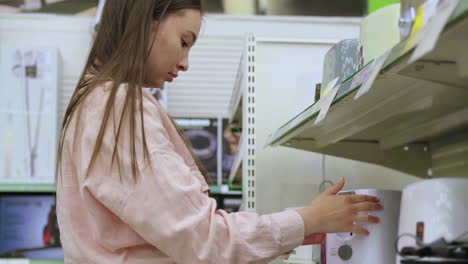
297, 178, 383, 237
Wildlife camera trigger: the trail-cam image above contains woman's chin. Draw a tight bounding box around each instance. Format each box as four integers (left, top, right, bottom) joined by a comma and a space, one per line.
144, 80, 164, 88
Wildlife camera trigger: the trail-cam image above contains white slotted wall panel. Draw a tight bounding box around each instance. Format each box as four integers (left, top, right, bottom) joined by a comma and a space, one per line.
168, 35, 243, 118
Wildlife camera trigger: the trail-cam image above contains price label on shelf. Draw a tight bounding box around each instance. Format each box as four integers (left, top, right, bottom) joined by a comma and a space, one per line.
409, 0, 459, 63
354, 51, 391, 100
315, 77, 340, 125
403, 0, 439, 53
350, 62, 376, 90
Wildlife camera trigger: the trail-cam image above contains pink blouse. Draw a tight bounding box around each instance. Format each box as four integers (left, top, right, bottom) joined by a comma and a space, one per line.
56, 83, 304, 264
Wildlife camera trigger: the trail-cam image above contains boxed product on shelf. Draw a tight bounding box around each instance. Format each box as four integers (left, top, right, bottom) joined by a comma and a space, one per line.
321, 39, 360, 96
0, 46, 59, 185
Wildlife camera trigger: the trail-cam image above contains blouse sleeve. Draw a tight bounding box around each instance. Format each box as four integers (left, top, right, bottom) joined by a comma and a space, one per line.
80, 87, 305, 264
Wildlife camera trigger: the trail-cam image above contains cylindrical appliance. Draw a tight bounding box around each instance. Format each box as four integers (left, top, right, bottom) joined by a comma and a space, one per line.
327, 189, 402, 264
397, 178, 468, 263
360, 3, 401, 64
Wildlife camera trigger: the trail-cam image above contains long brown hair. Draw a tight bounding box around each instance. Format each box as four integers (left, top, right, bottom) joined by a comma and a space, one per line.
58, 0, 211, 184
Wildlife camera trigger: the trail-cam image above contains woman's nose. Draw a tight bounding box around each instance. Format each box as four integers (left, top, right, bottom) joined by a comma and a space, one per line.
178, 56, 189, 72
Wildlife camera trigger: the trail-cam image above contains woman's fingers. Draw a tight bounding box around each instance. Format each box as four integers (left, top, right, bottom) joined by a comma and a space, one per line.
348, 194, 380, 203
354, 213, 380, 224
352, 225, 370, 236
323, 178, 345, 195
353, 202, 384, 212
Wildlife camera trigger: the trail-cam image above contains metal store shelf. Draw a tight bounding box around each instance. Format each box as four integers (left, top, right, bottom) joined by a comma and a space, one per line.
228, 54, 244, 125
228, 137, 243, 189
267, 2, 468, 178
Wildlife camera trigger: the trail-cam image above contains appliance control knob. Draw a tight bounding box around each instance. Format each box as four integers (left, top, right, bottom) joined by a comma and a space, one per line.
338, 244, 353, 260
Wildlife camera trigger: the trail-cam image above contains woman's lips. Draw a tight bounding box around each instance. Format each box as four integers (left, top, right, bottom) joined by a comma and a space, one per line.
167, 73, 177, 82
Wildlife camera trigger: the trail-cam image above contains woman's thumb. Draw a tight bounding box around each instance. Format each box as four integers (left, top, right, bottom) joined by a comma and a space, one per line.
324, 178, 345, 195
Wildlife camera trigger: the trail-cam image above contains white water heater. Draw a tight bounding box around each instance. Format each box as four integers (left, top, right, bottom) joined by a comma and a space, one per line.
327, 189, 402, 264
397, 178, 468, 264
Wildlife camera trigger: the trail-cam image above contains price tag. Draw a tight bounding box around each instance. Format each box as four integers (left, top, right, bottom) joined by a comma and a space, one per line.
321, 77, 341, 98
354, 51, 391, 100
315, 77, 340, 125
351, 62, 376, 90
403, 0, 439, 53
409, 0, 459, 63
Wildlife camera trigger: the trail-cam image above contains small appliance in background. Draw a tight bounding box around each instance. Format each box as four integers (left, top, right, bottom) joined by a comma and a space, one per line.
321, 39, 360, 96
326, 189, 402, 264
397, 178, 468, 264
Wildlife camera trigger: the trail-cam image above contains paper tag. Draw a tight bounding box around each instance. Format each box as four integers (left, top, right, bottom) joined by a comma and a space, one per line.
315, 77, 340, 125
409, 0, 459, 63
355, 51, 391, 100
321, 77, 340, 98
403, 0, 439, 53
404, 4, 426, 52
351, 62, 376, 90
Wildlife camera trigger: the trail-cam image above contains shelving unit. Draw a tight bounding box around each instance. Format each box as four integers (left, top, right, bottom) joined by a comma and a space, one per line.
267, 2, 468, 178
228, 54, 245, 126
226, 16, 363, 219
228, 137, 243, 189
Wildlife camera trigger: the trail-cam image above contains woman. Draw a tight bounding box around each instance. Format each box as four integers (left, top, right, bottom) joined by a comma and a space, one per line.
56, 0, 383, 263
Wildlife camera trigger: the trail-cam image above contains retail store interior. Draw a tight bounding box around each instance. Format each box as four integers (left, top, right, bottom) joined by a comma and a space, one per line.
1, 0, 468, 263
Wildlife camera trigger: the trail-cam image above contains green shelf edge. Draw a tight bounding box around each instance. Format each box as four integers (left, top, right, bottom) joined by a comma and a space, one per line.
270, 2, 468, 146
0, 259, 64, 264
0, 184, 56, 193
30, 260, 64, 264
209, 184, 242, 195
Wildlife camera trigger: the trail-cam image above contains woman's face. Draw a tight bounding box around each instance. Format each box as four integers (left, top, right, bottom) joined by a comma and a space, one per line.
145, 9, 202, 88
